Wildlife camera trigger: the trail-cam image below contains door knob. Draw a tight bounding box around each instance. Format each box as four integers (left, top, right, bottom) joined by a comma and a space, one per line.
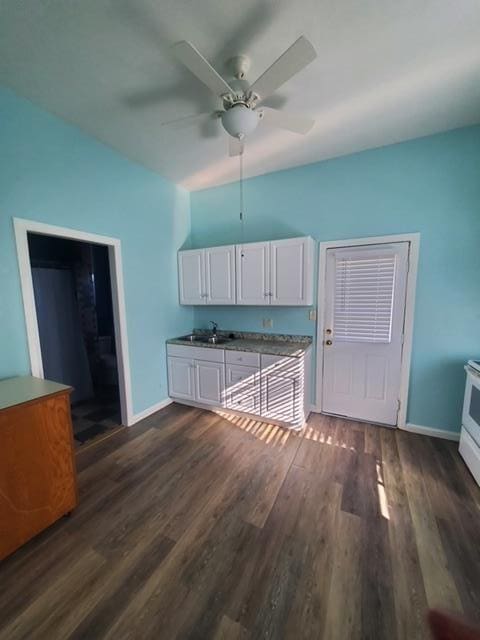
325, 328, 332, 335
325, 340, 332, 346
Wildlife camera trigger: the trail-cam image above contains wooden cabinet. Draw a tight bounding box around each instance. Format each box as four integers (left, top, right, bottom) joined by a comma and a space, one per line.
236, 242, 270, 305
178, 245, 235, 305
0, 376, 77, 561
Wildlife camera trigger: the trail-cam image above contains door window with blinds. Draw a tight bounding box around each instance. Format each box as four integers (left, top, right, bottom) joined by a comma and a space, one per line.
333, 250, 397, 344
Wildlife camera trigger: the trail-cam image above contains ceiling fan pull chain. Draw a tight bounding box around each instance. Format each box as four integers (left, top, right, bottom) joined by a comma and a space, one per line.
239, 150, 245, 243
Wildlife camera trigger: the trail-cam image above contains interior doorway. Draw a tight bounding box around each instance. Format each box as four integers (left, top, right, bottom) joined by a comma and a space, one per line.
27, 233, 121, 445
14, 218, 133, 438
316, 234, 419, 428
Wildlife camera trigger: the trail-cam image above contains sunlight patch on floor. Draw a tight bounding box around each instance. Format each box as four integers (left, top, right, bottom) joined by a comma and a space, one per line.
216, 411, 292, 448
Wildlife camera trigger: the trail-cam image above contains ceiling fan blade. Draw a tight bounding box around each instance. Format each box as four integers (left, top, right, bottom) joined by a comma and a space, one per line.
249, 36, 317, 100
172, 41, 235, 97
260, 107, 315, 135
160, 112, 214, 130
228, 137, 245, 157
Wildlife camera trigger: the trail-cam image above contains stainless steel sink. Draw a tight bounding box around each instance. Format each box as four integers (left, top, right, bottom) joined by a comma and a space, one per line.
179, 334, 229, 345
207, 337, 229, 345
181, 334, 209, 343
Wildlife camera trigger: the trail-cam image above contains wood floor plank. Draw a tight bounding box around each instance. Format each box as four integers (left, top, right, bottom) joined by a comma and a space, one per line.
0, 547, 106, 640
213, 615, 249, 640
1, 404, 479, 640
415, 435, 480, 621
396, 430, 464, 613
380, 427, 430, 640
323, 510, 363, 640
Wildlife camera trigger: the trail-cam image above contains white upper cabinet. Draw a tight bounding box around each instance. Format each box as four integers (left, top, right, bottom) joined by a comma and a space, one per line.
270, 237, 314, 306
178, 249, 205, 304
236, 242, 270, 305
179, 245, 235, 305
205, 245, 236, 305
179, 237, 314, 306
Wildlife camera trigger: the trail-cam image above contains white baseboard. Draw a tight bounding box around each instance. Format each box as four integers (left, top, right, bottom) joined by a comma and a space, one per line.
401, 422, 460, 442
128, 398, 172, 426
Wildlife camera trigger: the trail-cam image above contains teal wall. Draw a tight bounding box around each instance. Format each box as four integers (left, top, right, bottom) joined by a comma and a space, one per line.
0, 87, 193, 415
191, 126, 480, 431
2, 82, 479, 431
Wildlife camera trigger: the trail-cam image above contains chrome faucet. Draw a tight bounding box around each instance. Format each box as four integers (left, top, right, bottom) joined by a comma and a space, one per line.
209, 321, 218, 338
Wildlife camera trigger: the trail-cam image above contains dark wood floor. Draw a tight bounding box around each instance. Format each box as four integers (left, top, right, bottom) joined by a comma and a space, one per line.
1, 403, 479, 639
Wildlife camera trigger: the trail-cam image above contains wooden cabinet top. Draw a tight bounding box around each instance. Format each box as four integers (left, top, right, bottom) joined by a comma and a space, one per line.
0, 376, 72, 412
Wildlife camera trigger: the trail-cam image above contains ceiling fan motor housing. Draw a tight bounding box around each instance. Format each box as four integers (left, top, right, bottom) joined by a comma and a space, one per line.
221, 103, 259, 139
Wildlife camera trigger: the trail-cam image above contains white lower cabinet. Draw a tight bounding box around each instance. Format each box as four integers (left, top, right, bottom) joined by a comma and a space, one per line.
261, 374, 297, 423
167, 344, 310, 428
195, 360, 225, 406
225, 364, 261, 414
167, 356, 195, 400
167, 346, 226, 406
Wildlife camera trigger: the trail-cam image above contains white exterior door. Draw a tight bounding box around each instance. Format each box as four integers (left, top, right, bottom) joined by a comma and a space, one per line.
168, 357, 195, 400
236, 242, 270, 305
270, 237, 313, 306
205, 245, 236, 305
178, 249, 206, 304
194, 360, 225, 406
322, 242, 409, 425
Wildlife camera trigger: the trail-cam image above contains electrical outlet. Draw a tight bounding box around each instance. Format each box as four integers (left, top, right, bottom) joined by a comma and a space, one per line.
263, 318, 273, 328
309, 309, 317, 321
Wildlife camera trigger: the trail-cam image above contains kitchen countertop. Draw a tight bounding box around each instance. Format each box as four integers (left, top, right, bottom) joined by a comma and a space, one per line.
167, 330, 312, 358
0, 376, 72, 412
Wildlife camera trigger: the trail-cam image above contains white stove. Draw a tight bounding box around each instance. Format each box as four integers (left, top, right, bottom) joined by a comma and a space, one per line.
467, 359, 480, 374
459, 361, 480, 486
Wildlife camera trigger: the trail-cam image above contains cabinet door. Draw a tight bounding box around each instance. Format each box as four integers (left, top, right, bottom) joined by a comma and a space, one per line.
194, 360, 225, 406
178, 249, 206, 305
261, 373, 297, 423
236, 242, 270, 305
270, 237, 313, 306
168, 357, 195, 400
205, 245, 236, 305
225, 364, 260, 414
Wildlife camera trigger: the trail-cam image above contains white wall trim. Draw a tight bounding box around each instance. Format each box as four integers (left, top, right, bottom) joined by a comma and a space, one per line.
13, 217, 134, 426
129, 398, 173, 425
315, 232, 420, 428
401, 422, 460, 442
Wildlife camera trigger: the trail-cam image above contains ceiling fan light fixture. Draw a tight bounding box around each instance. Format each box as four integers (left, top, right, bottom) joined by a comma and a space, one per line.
221, 103, 259, 139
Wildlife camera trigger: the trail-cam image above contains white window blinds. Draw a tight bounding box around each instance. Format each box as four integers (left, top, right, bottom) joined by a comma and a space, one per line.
334, 253, 396, 343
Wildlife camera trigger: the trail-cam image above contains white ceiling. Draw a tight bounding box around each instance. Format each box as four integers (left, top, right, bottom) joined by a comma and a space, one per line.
1, 0, 480, 191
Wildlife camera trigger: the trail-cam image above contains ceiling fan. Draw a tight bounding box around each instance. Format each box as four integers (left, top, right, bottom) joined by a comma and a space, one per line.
163, 36, 317, 156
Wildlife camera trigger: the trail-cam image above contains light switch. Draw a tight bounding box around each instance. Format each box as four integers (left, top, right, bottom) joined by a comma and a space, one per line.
263, 318, 273, 328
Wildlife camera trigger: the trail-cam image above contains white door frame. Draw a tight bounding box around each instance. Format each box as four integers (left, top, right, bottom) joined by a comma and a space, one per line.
13, 217, 134, 426
315, 232, 420, 428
